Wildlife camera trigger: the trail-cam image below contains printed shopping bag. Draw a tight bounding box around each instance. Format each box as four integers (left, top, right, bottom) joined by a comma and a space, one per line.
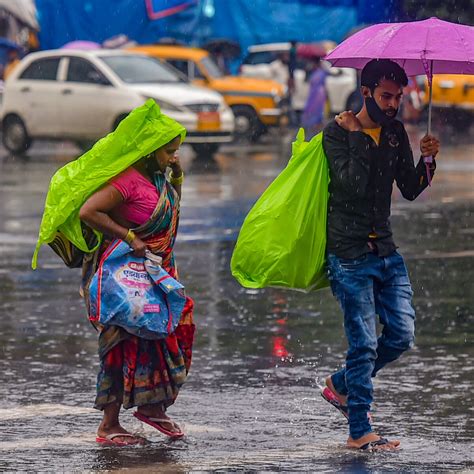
89, 240, 186, 339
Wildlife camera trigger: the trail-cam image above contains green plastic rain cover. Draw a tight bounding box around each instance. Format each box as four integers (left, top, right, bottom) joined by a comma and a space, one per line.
32, 99, 186, 269
231, 129, 330, 291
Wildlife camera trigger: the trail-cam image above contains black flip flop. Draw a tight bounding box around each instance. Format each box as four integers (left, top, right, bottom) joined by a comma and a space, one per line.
359, 437, 400, 451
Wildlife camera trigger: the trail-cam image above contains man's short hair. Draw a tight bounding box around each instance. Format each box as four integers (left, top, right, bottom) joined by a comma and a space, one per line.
360, 59, 408, 91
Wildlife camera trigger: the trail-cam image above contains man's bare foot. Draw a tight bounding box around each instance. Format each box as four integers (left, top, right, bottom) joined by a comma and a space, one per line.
326, 376, 347, 406
137, 405, 181, 434
347, 432, 400, 451
97, 422, 145, 445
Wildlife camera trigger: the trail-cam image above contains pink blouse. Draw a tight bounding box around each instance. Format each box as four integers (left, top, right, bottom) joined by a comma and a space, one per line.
110, 168, 159, 226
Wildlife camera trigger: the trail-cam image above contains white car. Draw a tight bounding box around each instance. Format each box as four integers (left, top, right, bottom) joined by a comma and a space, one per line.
1, 49, 234, 154
240, 43, 361, 115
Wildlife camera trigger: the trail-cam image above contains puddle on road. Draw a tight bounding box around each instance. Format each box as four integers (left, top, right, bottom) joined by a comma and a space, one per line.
0, 134, 472, 471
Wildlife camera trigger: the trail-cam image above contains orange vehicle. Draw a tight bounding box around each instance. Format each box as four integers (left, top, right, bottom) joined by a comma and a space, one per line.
424, 74, 474, 130
130, 45, 286, 141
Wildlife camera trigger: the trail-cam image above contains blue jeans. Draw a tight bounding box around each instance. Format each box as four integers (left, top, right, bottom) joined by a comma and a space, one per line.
326, 251, 415, 440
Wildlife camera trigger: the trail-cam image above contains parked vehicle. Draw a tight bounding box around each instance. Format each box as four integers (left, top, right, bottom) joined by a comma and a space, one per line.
1, 49, 234, 154
240, 42, 361, 115
130, 45, 286, 141
423, 74, 474, 130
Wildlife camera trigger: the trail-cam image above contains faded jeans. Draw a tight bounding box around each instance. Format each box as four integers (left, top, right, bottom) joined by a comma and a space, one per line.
326, 251, 416, 440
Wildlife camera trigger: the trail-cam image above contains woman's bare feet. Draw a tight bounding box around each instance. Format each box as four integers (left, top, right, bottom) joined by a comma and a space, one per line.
97, 422, 145, 445
98, 401, 145, 445
347, 432, 400, 451
137, 405, 182, 435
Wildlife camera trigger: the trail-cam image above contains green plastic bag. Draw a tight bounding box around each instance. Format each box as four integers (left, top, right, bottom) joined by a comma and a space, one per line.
231, 129, 330, 291
32, 99, 186, 269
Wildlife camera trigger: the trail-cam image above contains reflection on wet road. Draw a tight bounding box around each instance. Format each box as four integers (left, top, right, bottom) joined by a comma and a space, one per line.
0, 125, 473, 471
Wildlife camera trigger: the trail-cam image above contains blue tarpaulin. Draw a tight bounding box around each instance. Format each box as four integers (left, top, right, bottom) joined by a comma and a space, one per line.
36, 0, 401, 53
211, 0, 357, 52
36, 0, 201, 49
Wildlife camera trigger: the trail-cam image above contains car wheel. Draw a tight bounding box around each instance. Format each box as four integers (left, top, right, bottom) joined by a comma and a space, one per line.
345, 91, 363, 113
2, 115, 32, 154
191, 143, 219, 157
231, 105, 265, 142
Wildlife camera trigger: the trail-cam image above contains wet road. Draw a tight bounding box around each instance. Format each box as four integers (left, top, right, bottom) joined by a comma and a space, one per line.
0, 125, 473, 472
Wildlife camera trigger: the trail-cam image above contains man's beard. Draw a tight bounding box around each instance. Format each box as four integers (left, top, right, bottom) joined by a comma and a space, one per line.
365, 96, 398, 126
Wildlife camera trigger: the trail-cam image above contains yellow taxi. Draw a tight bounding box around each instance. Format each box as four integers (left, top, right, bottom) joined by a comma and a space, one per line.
129, 45, 286, 141
425, 74, 474, 129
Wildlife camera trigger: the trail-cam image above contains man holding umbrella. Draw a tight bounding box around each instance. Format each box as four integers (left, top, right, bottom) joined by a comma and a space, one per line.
321, 58, 440, 450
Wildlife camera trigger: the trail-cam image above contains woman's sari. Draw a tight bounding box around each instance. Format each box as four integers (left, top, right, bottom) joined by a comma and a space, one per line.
82, 172, 195, 410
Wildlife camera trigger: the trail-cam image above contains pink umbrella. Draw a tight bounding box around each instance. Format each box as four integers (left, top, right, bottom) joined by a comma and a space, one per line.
297, 43, 327, 60
62, 40, 101, 50
325, 17, 474, 184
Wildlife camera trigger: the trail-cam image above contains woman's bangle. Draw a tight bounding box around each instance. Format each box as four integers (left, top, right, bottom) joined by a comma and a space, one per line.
124, 229, 136, 245
170, 170, 184, 186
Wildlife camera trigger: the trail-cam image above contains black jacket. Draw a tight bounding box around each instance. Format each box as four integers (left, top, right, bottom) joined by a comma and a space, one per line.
322, 119, 435, 258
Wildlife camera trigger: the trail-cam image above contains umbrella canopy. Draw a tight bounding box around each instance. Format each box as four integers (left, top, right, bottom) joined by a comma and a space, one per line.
297, 43, 327, 60
325, 17, 474, 77
61, 40, 101, 50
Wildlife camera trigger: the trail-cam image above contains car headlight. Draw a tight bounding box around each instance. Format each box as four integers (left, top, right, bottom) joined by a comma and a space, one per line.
142, 96, 183, 112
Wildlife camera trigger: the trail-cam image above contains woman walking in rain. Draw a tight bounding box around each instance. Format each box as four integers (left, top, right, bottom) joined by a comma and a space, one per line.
33, 100, 195, 446
80, 106, 194, 446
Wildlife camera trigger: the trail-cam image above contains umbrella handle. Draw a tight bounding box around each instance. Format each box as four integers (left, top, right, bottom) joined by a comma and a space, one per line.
424, 156, 433, 187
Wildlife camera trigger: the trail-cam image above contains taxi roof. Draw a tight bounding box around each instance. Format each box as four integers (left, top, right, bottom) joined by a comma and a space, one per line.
130, 45, 209, 61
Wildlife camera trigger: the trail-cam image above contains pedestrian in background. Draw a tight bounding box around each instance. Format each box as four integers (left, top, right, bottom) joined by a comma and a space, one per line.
321, 59, 440, 451
301, 57, 327, 138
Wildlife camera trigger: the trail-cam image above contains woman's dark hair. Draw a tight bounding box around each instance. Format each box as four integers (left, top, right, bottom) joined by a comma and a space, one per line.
360, 59, 408, 92
144, 134, 181, 175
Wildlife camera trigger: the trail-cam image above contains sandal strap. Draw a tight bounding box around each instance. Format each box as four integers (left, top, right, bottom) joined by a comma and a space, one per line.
104, 433, 138, 440
360, 437, 389, 450
141, 416, 179, 429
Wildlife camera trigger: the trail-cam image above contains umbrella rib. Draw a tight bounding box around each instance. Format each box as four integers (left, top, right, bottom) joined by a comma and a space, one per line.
423, 20, 431, 75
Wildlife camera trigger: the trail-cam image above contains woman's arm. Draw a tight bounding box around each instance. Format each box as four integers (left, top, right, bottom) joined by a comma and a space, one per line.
79, 184, 147, 256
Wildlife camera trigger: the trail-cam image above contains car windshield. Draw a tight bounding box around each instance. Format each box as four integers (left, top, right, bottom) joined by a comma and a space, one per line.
199, 56, 224, 78
101, 55, 183, 83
